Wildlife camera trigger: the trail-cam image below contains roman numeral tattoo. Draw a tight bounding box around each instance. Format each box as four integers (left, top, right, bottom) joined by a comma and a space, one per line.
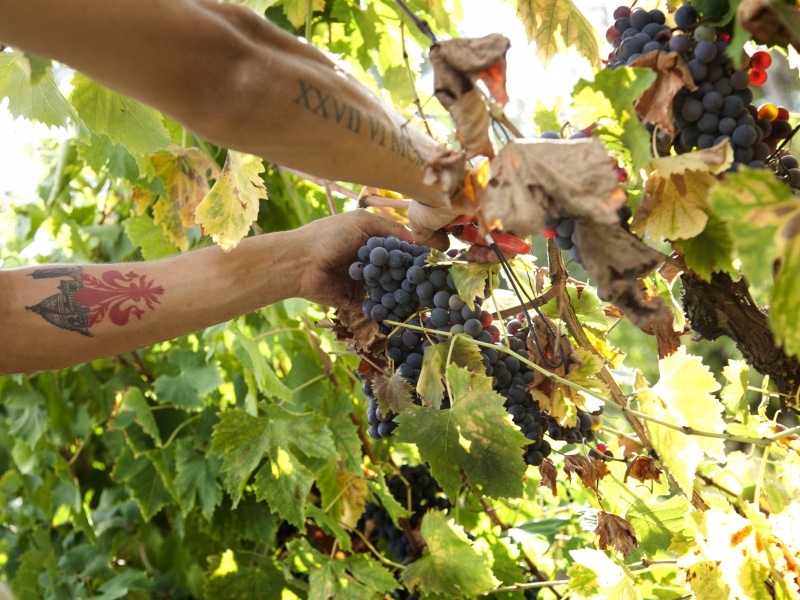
293, 78, 426, 168
27, 267, 165, 336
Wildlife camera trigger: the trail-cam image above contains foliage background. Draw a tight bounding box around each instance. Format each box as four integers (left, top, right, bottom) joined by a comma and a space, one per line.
1, 0, 799, 599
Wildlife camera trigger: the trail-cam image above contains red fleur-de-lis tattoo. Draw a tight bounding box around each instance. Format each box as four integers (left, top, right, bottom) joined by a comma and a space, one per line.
27, 267, 165, 336
75, 271, 164, 326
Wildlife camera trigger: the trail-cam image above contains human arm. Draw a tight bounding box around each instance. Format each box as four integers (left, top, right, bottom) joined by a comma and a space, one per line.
0, 0, 455, 213
0, 210, 411, 375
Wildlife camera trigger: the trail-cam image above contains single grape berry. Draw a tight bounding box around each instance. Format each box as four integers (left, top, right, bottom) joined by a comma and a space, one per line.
749, 68, 768, 86
751, 50, 772, 71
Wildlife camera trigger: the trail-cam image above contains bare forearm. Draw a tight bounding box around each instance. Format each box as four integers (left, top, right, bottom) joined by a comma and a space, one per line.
0, 0, 447, 204
0, 231, 300, 375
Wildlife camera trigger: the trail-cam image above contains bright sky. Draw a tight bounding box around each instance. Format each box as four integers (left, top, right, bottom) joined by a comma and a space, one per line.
0, 1, 621, 200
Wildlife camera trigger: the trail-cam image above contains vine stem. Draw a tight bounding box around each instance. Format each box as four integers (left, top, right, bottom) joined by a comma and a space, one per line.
546, 240, 710, 511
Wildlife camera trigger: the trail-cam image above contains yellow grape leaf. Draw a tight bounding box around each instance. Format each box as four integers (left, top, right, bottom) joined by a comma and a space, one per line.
335, 470, 368, 530
515, 0, 602, 69
151, 147, 220, 251
720, 359, 749, 422
638, 347, 724, 496
195, 151, 266, 251
680, 507, 772, 600
633, 141, 733, 241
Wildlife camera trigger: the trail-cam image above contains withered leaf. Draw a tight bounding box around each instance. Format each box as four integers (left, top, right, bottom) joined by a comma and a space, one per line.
430, 34, 511, 107
563, 455, 609, 493
372, 372, 415, 415
630, 51, 696, 138
328, 307, 387, 376
653, 318, 682, 358
539, 458, 558, 496
477, 138, 623, 239
430, 34, 510, 159
594, 511, 637, 558
573, 218, 673, 329
421, 145, 468, 199
450, 89, 494, 158
624, 454, 663, 485
737, 0, 800, 52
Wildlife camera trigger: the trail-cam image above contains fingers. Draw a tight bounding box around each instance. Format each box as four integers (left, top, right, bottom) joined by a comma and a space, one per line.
465, 244, 513, 264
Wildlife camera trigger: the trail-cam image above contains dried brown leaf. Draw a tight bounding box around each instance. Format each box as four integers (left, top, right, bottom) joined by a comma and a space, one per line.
738, 0, 800, 51
594, 511, 637, 557
653, 318, 682, 358
573, 218, 673, 329
477, 138, 623, 239
429, 34, 510, 159
449, 89, 494, 158
422, 145, 468, 199
539, 458, 558, 496
624, 455, 663, 484
328, 307, 387, 376
563, 455, 609, 493
630, 51, 696, 138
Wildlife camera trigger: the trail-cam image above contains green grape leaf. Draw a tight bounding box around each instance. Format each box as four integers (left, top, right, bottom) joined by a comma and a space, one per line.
676, 212, 734, 281
533, 98, 563, 135
289, 538, 398, 600
150, 147, 220, 251
720, 359, 750, 422
635, 142, 733, 241
210, 406, 336, 512
195, 150, 265, 251
515, 0, 601, 69
112, 448, 174, 521
416, 335, 484, 408
396, 364, 528, 499
771, 235, 800, 360
11, 49, 52, 84
115, 387, 162, 445
281, 0, 325, 29
230, 323, 293, 402
372, 371, 415, 415
154, 351, 223, 410
708, 168, 794, 298
174, 438, 223, 520
571, 67, 656, 174
0, 53, 74, 127
205, 560, 286, 600
93, 569, 154, 600
78, 133, 140, 181
626, 494, 689, 556
306, 504, 353, 552
238, 0, 280, 14
123, 215, 180, 260
709, 169, 800, 355
402, 511, 498, 598
70, 73, 171, 155
366, 472, 412, 527
450, 262, 497, 309
637, 347, 724, 496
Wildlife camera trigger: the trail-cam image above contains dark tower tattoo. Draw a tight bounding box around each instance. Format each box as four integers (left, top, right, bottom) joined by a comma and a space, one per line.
27, 268, 92, 336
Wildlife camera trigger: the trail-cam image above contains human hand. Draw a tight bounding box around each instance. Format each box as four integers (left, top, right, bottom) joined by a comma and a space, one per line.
294, 210, 413, 309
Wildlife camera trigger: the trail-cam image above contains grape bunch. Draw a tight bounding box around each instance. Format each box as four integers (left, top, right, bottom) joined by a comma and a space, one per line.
359, 464, 450, 563
606, 2, 800, 175
349, 236, 431, 326
350, 236, 599, 460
